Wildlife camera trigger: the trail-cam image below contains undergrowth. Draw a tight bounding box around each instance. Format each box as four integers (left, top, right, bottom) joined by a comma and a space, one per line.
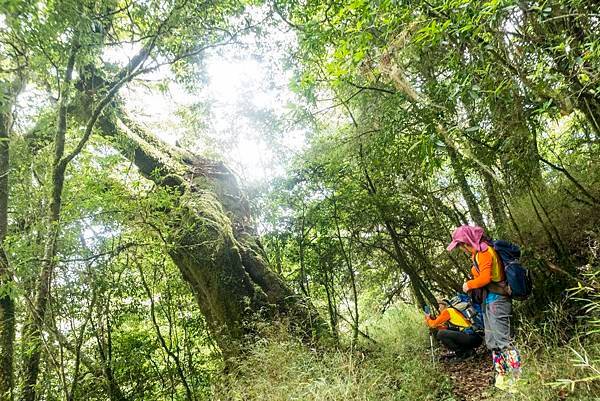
500, 315, 600, 400
213, 279, 600, 401
213, 305, 452, 401
486, 242, 600, 401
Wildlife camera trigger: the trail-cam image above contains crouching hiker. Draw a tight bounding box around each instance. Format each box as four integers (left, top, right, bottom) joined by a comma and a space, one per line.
425, 298, 482, 362
447, 225, 522, 392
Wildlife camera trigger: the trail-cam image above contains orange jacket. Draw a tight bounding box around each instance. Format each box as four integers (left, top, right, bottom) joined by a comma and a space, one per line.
465, 246, 504, 291
426, 309, 450, 329
426, 308, 471, 330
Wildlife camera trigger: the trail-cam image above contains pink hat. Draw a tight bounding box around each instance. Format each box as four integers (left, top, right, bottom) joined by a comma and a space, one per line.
447, 225, 489, 252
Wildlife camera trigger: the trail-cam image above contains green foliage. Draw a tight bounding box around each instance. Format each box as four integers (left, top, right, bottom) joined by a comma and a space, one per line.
508, 300, 600, 400
6, 139, 220, 399
263, 0, 600, 305
215, 305, 452, 401
2, 0, 600, 398
251, 1, 600, 397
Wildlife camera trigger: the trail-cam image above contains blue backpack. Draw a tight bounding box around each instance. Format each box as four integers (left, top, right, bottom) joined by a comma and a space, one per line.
488, 240, 533, 300
448, 293, 484, 333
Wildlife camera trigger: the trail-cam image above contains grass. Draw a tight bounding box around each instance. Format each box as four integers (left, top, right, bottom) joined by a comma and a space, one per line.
510, 341, 600, 401
213, 301, 600, 401
497, 303, 600, 401
213, 305, 453, 401
501, 267, 600, 401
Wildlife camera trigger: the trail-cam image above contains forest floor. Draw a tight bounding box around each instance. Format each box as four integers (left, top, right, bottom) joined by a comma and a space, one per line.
217, 307, 599, 401
439, 346, 495, 401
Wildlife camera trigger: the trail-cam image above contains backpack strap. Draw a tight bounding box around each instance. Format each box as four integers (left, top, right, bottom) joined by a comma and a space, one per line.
477, 248, 510, 295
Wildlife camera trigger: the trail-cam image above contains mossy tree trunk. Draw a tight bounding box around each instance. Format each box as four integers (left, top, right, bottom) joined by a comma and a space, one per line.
0, 74, 24, 401
20, 43, 78, 401
96, 106, 324, 360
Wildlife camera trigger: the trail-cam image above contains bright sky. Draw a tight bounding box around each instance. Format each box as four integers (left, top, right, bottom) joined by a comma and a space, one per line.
113, 27, 307, 188
9, 10, 307, 188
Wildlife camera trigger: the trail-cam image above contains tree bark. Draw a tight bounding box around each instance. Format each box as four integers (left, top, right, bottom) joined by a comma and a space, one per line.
298, 203, 310, 297
318, 248, 339, 344
330, 196, 359, 343
482, 171, 507, 237
94, 105, 326, 361
442, 138, 487, 230
20, 43, 78, 401
0, 74, 24, 401
358, 152, 437, 308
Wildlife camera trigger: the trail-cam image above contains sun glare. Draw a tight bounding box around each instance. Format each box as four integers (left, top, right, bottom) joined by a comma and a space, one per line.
117, 34, 305, 187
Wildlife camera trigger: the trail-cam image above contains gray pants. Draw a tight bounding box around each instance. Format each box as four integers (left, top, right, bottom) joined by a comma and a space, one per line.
483, 295, 512, 350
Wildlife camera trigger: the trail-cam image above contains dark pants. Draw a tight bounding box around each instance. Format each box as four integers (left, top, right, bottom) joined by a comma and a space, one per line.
437, 329, 482, 355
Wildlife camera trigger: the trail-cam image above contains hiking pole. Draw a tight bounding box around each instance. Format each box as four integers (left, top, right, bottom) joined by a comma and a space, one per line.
429, 331, 435, 363
423, 305, 435, 363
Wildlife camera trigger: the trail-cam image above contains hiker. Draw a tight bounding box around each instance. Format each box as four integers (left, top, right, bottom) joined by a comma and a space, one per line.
447, 225, 522, 392
425, 298, 483, 361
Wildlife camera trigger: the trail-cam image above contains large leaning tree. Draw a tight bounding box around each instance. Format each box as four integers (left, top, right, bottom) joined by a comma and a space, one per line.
2, 0, 323, 399
92, 101, 325, 358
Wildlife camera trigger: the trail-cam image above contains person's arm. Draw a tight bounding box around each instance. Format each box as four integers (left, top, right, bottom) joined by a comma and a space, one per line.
426, 309, 450, 328
465, 251, 492, 290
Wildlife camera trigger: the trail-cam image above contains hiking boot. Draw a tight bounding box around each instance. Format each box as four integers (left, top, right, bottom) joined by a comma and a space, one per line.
439, 351, 456, 360
452, 350, 476, 362
494, 374, 509, 391
507, 376, 524, 394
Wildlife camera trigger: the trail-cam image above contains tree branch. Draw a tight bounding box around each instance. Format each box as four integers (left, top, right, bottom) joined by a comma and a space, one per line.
539, 155, 599, 205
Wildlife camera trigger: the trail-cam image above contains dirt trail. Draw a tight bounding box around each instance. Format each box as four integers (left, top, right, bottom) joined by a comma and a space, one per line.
439, 346, 495, 401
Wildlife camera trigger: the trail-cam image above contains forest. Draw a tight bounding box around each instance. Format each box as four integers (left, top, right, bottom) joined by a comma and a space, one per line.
0, 0, 599, 400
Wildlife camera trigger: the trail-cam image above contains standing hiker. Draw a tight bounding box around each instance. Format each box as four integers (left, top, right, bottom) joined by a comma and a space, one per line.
447, 225, 522, 392
425, 298, 483, 361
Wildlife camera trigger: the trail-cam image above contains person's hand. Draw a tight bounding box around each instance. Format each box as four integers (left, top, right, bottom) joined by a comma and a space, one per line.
462, 282, 469, 293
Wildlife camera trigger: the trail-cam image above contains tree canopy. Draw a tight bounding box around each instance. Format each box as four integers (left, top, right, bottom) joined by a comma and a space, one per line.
0, 0, 599, 400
